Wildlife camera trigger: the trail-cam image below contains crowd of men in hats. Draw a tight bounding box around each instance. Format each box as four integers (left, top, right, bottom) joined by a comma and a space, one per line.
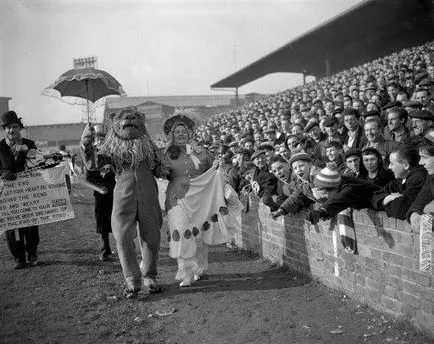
187, 41, 434, 229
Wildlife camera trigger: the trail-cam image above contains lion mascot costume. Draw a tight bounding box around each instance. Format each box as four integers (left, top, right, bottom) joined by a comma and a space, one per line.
81, 107, 163, 299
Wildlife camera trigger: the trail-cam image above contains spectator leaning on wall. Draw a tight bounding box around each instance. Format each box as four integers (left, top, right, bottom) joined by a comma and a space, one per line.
407, 138, 434, 228
246, 149, 278, 212
359, 147, 395, 187
371, 144, 426, 220
306, 162, 381, 225
270, 152, 321, 220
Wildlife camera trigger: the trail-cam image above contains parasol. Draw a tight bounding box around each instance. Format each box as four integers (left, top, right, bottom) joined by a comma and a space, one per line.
43, 67, 126, 121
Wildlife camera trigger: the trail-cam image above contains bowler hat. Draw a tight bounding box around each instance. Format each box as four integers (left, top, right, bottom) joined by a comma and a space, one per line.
1, 111, 23, 128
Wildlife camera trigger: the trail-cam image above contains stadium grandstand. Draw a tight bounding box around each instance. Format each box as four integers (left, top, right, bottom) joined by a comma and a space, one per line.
211, 0, 434, 95
196, 0, 434, 155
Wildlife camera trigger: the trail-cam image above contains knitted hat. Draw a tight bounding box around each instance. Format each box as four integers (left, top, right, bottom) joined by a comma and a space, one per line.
314, 162, 342, 189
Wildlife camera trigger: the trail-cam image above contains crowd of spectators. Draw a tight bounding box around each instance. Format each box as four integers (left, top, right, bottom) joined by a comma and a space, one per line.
190, 41, 434, 228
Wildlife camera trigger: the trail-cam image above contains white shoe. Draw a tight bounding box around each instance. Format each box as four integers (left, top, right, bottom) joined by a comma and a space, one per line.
193, 274, 201, 282
179, 277, 193, 287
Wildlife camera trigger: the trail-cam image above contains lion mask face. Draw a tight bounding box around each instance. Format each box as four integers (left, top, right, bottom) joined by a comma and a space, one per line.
110, 109, 147, 140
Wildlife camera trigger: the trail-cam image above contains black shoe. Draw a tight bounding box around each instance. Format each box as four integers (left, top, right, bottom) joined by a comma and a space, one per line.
14, 262, 26, 269
123, 288, 140, 300
99, 254, 110, 262
28, 256, 39, 267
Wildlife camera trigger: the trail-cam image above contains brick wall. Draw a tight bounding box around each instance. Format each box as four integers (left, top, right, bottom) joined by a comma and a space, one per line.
234, 194, 434, 335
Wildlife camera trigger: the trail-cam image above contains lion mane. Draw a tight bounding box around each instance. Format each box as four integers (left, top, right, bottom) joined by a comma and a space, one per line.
99, 109, 156, 172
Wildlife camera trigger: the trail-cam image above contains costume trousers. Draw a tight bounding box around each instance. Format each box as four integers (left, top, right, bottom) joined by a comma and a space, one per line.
94, 193, 113, 256
94, 193, 113, 235
176, 239, 209, 281
6, 226, 39, 263
111, 169, 162, 290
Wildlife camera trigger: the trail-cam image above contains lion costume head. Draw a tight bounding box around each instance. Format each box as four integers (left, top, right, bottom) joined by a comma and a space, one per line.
99, 107, 156, 172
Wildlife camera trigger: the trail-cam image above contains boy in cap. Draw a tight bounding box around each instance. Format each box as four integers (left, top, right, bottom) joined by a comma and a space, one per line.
270, 152, 321, 220
0, 111, 40, 269
409, 109, 434, 145
314, 116, 343, 160
306, 163, 381, 225
246, 150, 278, 211
343, 149, 365, 178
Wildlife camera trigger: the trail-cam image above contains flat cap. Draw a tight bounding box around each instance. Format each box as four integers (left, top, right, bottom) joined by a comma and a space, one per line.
382, 101, 402, 110
264, 128, 276, 134
418, 78, 434, 88
332, 107, 344, 116
251, 150, 266, 160
288, 152, 311, 166
402, 100, 423, 109
344, 148, 361, 160
365, 85, 377, 92
362, 110, 381, 119
409, 109, 434, 121
322, 116, 338, 127
304, 121, 320, 133
342, 108, 361, 119
414, 71, 429, 84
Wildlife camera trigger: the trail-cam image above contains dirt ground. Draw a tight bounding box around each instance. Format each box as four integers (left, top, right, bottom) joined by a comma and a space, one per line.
1, 184, 433, 344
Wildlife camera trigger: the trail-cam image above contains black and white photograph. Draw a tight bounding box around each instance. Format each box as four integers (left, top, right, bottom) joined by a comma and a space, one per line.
1, 0, 434, 343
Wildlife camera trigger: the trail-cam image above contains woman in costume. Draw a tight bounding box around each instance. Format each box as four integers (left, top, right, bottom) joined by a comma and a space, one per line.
163, 113, 241, 287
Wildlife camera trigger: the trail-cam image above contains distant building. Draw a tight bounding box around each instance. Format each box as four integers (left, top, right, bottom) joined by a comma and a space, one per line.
104, 95, 244, 137
105, 100, 175, 138
14, 123, 89, 153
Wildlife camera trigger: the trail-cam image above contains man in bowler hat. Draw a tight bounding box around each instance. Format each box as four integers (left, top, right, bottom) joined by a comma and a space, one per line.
0, 111, 40, 269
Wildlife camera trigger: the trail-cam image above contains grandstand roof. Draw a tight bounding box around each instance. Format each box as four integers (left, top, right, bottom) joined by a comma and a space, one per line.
211, 0, 434, 89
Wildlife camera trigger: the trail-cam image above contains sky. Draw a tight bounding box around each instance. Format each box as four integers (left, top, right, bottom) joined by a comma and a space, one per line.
0, 0, 362, 125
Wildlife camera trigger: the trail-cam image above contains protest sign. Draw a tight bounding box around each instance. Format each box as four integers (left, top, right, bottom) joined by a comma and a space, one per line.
419, 214, 432, 273
0, 167, 75, 235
